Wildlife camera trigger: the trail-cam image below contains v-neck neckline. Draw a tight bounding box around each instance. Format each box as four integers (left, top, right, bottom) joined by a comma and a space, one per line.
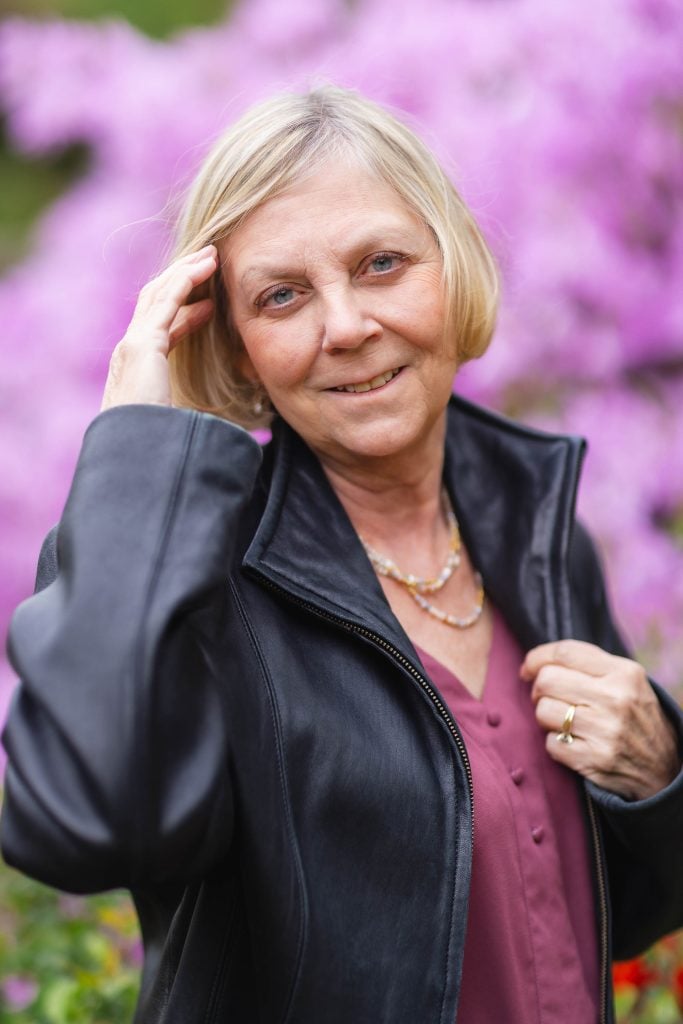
414, 605, 501, 704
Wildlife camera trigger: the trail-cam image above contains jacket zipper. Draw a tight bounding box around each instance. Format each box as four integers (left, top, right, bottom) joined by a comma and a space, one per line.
585, 793, 610, 1024
352, 623, 475, 837
254, 575, 609, 1020
254, 578, 475, 845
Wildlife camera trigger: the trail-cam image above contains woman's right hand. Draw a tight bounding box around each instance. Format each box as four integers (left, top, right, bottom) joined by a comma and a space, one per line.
101, 245, 218, 410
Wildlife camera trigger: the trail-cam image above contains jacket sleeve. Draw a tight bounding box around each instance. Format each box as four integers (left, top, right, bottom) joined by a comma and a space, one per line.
1, 405, 263, 894
569, 522, 683, 958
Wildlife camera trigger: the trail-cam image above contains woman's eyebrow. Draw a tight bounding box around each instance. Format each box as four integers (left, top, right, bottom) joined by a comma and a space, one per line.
239, 264, 300, 291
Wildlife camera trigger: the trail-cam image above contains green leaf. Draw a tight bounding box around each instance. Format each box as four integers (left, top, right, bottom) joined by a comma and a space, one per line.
40, 978, 79, 1024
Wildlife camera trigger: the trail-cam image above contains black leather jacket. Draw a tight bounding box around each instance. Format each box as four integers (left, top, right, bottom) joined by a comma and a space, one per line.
2, 395, 683, 1024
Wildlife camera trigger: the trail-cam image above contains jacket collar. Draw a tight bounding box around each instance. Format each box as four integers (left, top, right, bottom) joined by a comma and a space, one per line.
243, 393, 586, 656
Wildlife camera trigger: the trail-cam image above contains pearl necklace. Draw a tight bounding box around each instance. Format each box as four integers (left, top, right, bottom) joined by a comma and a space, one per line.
361, 491, 485, 630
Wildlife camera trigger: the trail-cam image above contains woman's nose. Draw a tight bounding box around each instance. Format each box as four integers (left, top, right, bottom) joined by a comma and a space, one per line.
320, 287, 382, 352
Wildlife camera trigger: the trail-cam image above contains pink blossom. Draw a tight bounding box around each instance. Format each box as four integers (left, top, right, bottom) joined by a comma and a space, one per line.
2, 975, 38, 1011
0, 0, 682, 713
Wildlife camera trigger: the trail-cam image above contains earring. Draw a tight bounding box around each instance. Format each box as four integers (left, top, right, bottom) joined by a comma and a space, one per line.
252, 387, 270, 416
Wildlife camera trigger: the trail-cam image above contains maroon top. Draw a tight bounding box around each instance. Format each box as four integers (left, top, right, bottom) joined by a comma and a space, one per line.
416, 606, 600, 1023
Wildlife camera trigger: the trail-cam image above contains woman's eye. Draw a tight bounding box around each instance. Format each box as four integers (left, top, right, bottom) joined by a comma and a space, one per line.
367, 253, 404, 274
260, 286, 296, 308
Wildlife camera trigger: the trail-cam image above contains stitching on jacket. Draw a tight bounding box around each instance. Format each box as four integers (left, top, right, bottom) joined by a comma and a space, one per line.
129, 411, 199, 884
436, 763, 469, 1024
202, 884, 239, 1024
228, 576, 309, 1024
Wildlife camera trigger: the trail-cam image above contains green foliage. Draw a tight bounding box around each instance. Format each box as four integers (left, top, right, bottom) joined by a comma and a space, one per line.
0, 862, 140, 1023
2, 852, 682, 1023
0, 0, 233, 40
0, 123, 88, 272
0, 0, 235, 272
613, 937, 683, 1024
616, 988, 681, 1024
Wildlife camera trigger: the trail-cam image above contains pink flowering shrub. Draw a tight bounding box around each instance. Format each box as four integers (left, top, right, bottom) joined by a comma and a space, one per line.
1, 0, 682, 717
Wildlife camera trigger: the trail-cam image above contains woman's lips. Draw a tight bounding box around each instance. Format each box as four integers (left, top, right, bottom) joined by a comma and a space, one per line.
330, 367, 403, 394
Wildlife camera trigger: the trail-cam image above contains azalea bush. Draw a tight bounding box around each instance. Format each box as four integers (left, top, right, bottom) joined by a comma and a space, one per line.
0, 0, 682, 1019
1, 0, 682, 714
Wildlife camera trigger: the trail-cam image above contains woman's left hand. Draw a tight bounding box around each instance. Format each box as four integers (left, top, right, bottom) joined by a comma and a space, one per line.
521, 641, 680, 800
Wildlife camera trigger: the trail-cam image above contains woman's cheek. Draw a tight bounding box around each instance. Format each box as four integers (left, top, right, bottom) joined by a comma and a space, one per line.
248, 330, 313, 391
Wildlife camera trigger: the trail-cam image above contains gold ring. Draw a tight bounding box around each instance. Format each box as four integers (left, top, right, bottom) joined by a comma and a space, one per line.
557, 703, 577, 745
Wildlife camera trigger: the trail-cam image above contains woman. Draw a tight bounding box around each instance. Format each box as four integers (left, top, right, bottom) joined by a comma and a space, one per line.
2, 86, 682, 1024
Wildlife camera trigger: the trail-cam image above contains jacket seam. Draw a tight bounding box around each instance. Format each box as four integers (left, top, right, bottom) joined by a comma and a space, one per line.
554, 439, 587, 639
229, 577, 309, 1024
129, 410, 200, 883
202, 885, 239, 1024
438, 775, 467, 1024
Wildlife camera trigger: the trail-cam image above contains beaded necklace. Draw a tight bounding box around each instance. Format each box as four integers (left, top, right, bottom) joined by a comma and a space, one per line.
361, 490, 485, 630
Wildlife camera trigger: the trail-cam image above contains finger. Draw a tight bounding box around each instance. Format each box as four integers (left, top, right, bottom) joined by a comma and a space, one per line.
535, 695, 585, 738
167, 244, 217, 268
135, 250, 212, 306
168, 298, 215, 348
136, 258, 217, 333
161, 244, 218, 273
529, 663, 597, 705
543, 728, 591, 771
520, 639, 621, 682
186, 244, 217, 260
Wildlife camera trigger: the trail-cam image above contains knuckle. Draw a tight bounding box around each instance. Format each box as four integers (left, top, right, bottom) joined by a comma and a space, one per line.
139, 279, 156, 298
535, 665, 548, 687
534, 665, 554, 692
111, 338, 129, 362
627, 661, 648, 692
611, 680, 643, 720
535, 695, 552, 720
617, 657, 645, 690
552, 640, 575, 663
611, 691, 633, 718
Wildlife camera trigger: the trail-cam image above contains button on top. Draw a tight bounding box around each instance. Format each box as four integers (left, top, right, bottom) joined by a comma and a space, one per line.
486, 710, 501, 728
510, 767, 525, 786
531, 826, 545, 845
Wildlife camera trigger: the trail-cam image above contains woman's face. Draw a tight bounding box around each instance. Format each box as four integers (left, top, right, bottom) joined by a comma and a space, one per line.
220, 162, 458, 470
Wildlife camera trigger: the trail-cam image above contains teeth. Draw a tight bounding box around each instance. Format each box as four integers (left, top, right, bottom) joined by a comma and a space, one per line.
334, 368, 400, 393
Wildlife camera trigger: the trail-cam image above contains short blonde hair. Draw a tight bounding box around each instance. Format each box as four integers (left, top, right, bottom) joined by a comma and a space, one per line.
169, 85, 499, 429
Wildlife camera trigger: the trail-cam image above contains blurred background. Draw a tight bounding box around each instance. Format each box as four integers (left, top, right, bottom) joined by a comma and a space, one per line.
0, 0, 682, 1021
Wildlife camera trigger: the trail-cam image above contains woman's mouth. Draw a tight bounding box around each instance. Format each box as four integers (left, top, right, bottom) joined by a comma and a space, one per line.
331, 367, 402, 394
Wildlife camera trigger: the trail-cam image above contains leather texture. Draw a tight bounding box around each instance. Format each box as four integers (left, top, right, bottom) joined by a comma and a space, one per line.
2, 395, 683, 1024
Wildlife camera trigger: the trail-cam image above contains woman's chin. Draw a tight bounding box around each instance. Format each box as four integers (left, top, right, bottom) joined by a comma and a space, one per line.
310, 414, 445, 468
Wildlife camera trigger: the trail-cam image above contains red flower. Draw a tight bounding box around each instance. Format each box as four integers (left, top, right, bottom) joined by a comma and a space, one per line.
613, 958, 657, 990
673, 965, 683, 1011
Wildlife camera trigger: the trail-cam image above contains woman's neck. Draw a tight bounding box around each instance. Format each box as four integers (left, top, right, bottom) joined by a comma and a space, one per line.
317, 415, 450, 577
